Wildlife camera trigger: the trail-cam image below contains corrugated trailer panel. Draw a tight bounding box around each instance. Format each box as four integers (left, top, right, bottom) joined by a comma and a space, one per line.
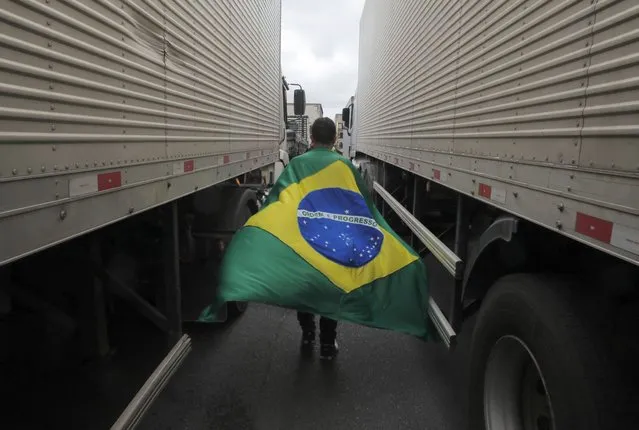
453, 1, 595, 160
356, 0, 639, 265
581, 0, 639, 172
0, 0, 282, 266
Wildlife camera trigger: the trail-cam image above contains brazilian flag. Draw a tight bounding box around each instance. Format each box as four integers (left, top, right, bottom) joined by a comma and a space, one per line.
200, 148, 430, 339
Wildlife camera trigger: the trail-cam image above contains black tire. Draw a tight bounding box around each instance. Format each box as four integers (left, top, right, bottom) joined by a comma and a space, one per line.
468, 274, 620, 430
228, 301, 248, 317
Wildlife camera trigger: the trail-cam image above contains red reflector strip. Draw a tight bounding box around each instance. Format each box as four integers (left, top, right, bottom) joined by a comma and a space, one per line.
478, 183, 491, 199
223, 155, 230, 164
433, 169, 441, 180
184, 160, 194, 172
575, 212, 613, 243
97, 172, 121, 191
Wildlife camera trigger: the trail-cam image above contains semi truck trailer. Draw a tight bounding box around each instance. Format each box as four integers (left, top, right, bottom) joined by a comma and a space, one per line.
350, 1, 639, 429
0, 0, 304, 426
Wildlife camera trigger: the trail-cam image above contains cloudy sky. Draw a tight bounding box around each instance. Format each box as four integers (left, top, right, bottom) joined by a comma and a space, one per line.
281, 0, 366, 121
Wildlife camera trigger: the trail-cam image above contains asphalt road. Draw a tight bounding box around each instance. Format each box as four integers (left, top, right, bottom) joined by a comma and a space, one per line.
1, 248, 471, 430
139, 300, 471, 430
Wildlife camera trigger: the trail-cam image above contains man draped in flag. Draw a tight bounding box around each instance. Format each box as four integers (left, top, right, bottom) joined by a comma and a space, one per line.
200, 117, 430, 360
294, 118, 341, 359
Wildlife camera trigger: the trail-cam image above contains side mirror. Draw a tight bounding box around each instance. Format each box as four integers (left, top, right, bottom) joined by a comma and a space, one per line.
282, 84, 289, 128
342, 107, 350, 128
294, 89, 306, 116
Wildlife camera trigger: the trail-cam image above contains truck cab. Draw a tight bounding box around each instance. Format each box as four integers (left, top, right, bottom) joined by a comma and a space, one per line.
274, 79, 307, 185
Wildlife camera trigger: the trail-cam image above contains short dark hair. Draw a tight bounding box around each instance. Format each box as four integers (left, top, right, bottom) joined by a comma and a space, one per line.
311, 117, 336, 146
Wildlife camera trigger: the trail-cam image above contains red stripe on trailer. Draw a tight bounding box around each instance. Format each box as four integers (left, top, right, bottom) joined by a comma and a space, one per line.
575, 212, 613, 243
433, 169, 441, 180
478, 183, 491, 199
97, 172, 121, 191
223, 155, 230, 164
184, 160, 194, 172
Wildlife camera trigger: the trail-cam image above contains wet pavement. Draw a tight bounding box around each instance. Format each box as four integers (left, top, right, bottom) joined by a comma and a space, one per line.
1, 252, 471, 430
139, 300, 470, 430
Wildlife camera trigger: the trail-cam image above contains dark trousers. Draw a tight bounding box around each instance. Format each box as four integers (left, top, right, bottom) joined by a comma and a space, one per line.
297, 312, 337, 344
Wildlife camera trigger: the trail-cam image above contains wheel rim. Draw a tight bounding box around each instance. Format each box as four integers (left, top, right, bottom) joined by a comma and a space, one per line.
484, 335, 555, 430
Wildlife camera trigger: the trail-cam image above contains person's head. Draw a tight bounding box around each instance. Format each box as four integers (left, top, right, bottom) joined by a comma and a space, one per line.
310, 117, 337, 149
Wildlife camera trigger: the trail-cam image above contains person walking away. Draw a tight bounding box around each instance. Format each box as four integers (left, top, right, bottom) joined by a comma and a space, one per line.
200, 115, 431, 361
297, 117, 340, 360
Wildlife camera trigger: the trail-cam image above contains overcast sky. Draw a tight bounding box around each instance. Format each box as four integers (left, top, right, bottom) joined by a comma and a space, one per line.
281, 0, 365, 121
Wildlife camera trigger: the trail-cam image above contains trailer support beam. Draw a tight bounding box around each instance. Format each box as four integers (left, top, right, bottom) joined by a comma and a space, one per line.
163, 201, 183, 346
411, 176, 420, 249
451, 195, 469, 331
98, 267, 169, 333
84, 238, 110, 358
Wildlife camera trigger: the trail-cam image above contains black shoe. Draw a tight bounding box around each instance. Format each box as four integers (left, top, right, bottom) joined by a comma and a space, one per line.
320, 341, 338, 360
301, 330, 315, 347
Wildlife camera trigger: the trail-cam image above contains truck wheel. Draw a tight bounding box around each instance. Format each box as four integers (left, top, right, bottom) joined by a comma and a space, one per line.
468, 274, 616, 430
228, 301, 248, 317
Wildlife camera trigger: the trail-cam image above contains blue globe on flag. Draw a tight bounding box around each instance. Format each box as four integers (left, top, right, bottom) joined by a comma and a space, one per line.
297, 188, 384, 268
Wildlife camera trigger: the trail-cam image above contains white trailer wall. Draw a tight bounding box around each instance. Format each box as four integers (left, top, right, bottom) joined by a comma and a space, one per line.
0, 0, 283, 265
356, 0, 639, 265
